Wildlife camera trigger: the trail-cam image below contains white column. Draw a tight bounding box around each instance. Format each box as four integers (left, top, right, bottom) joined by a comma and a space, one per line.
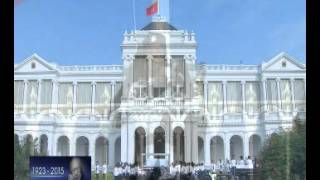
165, 55, 171, 98
148, 131, 154, 156
276, 78, 281, 112
184, 129, 192, 162
290, 78, 295, 111
121, 114, 128, 162
224, 135, 230, 160
72, 82, 77, 115
47, 134, 53, 156
71, 138, 76, 156
223, 81, 227, 114
51, 80, 58, 114
126, 124, 135, 164
169, 125, 174, 164
37, 79, 42, 113
204, 81, 208, 113
91, 82, 96, 116
111, 81, 115, 111
261, 79, 267, 113
243, 134, 249, 159
52, 135, 57, 156
23, 80, 28, 113
204, 134, 211, 165
89, 137, 95, 170
241, 80, 246, 117
147, 55, 153, 98
108, 136, 116, 167
191, 122, 198, 163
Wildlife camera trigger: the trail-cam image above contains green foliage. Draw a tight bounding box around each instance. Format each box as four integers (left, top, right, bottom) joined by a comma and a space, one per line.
258, 119, 306, 180
289, 119, 306, 180
14, 135, 39, 180
91, 172, 114, 180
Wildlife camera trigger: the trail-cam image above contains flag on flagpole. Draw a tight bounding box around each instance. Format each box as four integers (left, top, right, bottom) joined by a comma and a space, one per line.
146, 0, 158, 16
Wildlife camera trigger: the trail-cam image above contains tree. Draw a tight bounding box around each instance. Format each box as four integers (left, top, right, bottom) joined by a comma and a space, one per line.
289, 119, 306, 180
14, 135, 39, 180
259, 131, 289, 180
258, 118, 306, 180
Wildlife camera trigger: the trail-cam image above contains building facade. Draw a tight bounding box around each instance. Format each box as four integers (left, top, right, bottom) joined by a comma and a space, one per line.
14, 18, 306, 169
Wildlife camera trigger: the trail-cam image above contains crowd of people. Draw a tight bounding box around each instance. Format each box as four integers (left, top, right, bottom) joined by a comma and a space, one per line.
94, 156, 258, 179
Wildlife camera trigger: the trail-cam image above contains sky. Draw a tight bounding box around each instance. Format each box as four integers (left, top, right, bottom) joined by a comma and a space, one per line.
14, 0, 306, 65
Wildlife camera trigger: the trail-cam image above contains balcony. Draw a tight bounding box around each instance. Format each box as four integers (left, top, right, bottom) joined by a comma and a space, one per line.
120, 97, 203, 112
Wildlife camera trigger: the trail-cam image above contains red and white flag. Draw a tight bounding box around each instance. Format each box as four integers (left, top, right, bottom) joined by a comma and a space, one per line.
146, 0, 158, 16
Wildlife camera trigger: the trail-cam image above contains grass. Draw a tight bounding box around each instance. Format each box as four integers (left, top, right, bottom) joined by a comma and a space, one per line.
91, 172, 114, 180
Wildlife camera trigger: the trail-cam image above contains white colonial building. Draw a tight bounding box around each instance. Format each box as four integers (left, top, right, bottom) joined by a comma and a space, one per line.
14, 17, 306, 169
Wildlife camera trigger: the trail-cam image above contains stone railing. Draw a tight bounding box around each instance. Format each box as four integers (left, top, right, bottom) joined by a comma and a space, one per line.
121, 97, 202, 110
196, 64, 259, 71
58, 65, 123, 72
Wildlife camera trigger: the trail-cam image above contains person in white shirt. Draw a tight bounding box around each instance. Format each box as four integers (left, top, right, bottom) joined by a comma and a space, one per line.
125, 163, 130, 176
137, 165, 144, 176
247, 156, 253, 168
176, 162, 181, 174
200, 163, 205, 171
193, 164, 198, 174
102, 163, 107, 179
113, 166, 118, 177
223, 160, 230, 174
231, 159, 236, 167
95, 161, 100, 179
230, 159, 237, 176
170, 162, 176, 176
238, 156, 245, 167
130, 164, 137, 176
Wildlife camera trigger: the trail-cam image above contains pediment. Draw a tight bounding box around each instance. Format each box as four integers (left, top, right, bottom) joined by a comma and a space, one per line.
261, 52, 305, 72
14, 54, 58, 73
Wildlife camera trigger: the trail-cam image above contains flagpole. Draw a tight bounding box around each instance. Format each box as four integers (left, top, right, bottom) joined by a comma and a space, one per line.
133, 0, 137, 31
157, 0, 160, 17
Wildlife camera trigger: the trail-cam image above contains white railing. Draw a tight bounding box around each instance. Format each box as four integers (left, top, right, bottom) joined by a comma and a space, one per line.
196, 64, 259, 71
58, 65, 123, 72
122, 97, 201, 109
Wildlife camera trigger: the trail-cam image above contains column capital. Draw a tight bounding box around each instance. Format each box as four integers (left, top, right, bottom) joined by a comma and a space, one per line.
111, 81, 116, 86
241, 80, 246, 85
222, 80, 227, 85
261, 78, 266, 83
52, 79, 58, 84
37, 79, 42, 83
91, 81, 96, 85
165, 55, 171, 61
183, 54, 193, 61
203, 80, 208, 85
146, 55, 153, 61
23, 79, 29, 84
276, 77, 281, 82
122, 54, 134, 62
290, 78, 295, 82
73, 81, 77, 86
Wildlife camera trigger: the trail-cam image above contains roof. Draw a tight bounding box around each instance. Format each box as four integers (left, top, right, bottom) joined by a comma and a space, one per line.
141, 21, 177, 30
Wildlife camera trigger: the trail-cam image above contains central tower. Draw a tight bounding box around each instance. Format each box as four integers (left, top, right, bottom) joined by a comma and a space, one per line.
119, 17, 202, 165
